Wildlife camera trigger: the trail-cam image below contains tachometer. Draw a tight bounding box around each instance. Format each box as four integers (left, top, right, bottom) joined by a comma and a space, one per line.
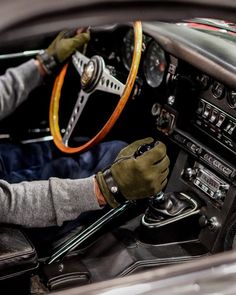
143, 41, 167, 88
122, 29, 150, 71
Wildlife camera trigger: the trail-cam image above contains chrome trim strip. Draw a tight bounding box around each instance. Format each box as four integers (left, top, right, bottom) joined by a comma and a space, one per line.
0, 50, 42, 59
141, 192, 200, 228
21, 135, 53, 144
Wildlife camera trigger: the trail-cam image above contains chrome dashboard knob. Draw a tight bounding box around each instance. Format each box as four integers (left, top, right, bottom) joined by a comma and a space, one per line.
182, 167, 198, 180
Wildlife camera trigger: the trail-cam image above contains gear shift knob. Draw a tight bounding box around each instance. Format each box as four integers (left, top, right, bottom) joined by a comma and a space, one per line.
134, 140, 159, 158
134, 141, 165, 201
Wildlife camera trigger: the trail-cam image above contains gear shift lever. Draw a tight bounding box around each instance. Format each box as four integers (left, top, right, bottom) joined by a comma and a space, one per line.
134, 140, 165, 199
134, 140, 169, 204
142, 191, 200, 228
146, 192, 193, 218
134, 140, 159, 157
134, 141, 200, 227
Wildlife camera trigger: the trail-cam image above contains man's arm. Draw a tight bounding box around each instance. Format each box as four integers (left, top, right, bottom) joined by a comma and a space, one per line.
0, 60, 43, 120
0, 176, 101, 227
0, 30, 90, 121
0, 138, 169, 228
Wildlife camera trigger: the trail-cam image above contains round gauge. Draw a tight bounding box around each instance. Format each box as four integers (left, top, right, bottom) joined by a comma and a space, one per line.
197, 74, 211, 90
227, 90, 236, 109
122, 29, 150, 71
212, 81, 225, 99
122, 30, 134, 71
143, 41, 167, 88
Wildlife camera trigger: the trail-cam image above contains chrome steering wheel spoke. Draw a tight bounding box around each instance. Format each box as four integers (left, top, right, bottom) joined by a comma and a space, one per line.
62, 90, 90, 146
72, 51, 90, 76
96, 68, 125, 96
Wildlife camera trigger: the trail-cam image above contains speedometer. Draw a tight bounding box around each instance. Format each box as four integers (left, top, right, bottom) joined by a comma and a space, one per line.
143, 41, 167, 88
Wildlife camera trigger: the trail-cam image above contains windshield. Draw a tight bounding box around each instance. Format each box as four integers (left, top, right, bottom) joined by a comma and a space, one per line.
177, 18, 236, 42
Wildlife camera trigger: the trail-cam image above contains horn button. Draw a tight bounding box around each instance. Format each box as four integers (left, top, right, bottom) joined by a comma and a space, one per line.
81, 55, 104, 93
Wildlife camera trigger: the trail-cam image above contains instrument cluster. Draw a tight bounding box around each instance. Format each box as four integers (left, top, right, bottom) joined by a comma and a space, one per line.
121, 29, 168, 88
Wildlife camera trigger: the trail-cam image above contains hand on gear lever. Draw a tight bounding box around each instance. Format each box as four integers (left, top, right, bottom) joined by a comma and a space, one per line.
96, 137, 170, 207
134, 140, 166, 201
135, 142, 193, 223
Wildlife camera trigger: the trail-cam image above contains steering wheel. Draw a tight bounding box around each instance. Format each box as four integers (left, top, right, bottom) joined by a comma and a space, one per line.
49, 21, 142, 154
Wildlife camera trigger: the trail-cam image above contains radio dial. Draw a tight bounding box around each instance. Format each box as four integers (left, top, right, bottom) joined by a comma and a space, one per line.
182, 167, 198, 180
213, 183, 229, 201
213, 190, 225, 201
199, 215, 220, 232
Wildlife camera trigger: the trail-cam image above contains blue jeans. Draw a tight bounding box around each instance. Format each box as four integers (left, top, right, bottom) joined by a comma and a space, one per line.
0, 139, 127, 183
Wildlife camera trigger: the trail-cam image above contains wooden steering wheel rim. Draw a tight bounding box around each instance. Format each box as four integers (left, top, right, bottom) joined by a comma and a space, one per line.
49, 21, 142, 154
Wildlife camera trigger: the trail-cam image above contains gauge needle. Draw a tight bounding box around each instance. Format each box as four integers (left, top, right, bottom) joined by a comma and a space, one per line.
159, 63, 166, 72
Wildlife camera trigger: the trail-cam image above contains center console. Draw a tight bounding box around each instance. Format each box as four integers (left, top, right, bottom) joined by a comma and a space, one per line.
41, 199, 207, 292
37, 59, 236, 292
150, 58, 236, 253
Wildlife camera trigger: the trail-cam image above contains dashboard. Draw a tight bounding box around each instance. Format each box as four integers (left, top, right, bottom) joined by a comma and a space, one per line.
117, 26, 236, 159
88, 23, 236, 253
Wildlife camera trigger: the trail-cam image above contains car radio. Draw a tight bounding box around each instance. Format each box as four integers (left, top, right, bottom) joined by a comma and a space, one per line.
182, 162, 230, 205
171, 128, 236, 183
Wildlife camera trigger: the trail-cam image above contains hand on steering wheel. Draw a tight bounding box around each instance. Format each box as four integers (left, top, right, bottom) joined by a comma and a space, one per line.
50, 21, 142, 153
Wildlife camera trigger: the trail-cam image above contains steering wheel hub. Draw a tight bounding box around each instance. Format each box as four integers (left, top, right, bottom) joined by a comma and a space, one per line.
81, 55, 104, 93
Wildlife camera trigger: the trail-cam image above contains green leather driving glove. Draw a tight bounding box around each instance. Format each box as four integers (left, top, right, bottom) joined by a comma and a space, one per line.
96, 138, 170, 207
47, 30, 90, 63
37, 30, 90, 75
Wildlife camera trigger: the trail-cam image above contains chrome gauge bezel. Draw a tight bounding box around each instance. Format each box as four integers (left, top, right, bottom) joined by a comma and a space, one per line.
211, 81, 225, 100
121, 29, 151, 71
143, 40, 167, 88
227, 90, 236, 109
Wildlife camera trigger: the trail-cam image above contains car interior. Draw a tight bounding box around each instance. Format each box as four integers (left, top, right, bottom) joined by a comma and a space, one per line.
0, 17, 236, 294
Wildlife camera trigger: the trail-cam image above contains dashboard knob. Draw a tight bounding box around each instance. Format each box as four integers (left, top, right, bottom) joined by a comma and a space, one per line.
182, 167, 198, 180
208, 217, 220, 232
156, 114, 170, 129
213, 186, 228, 201
167, 95, 175, 106
199, 215, 220, 231
213, 190, 224, 201
199, 215, 209, 227
151, 103, 161, 116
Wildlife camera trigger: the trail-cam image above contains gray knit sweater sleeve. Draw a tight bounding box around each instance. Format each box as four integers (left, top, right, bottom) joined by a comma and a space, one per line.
0, 176, 101, 227
0, 59, 42, 120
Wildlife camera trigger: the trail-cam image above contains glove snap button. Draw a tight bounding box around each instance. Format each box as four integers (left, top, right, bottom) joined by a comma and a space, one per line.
111, 186, 118, 194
